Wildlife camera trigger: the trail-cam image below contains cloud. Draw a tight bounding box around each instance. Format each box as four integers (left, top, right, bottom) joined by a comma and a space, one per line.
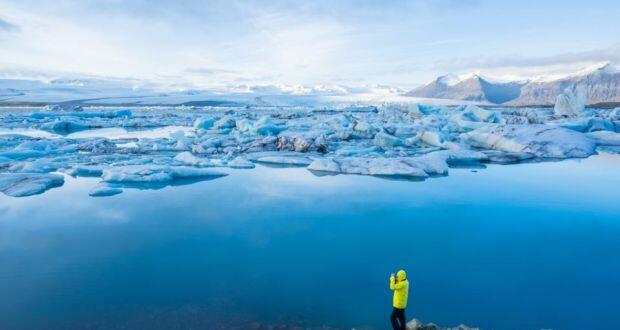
0, 17, 19, 32
434, 45, 620, 71
185, 67, 238, 75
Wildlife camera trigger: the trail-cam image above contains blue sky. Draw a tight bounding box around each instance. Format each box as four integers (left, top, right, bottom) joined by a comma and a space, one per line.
0, 0, 619, 89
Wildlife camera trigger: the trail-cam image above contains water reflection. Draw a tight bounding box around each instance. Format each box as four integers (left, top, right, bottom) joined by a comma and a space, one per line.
0, 155, 619, 329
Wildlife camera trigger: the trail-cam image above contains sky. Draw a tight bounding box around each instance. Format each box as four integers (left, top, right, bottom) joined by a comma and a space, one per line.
0, 0, 619, 90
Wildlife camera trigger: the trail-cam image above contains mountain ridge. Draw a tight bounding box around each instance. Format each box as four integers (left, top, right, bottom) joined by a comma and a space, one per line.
406, 64, 620, 106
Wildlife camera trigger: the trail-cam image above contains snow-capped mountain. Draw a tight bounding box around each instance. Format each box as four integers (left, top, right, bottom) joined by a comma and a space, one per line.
407, 64, 620, 106
404, 74, 525, 104
506, 64, 620, 106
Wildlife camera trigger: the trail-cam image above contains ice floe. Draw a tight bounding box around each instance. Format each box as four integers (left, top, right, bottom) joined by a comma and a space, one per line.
0, 173, 64, 197
102, 165, 227, 183
0, 104, 616, 197
461, 125, 596, 158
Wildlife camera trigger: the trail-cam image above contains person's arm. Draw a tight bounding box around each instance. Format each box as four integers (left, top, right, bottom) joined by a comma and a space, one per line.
390, 275, 405, 290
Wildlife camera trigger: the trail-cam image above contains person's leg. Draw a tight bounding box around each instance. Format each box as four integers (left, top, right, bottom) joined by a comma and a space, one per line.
390, 308, 400, 330
397, 308, 406, 330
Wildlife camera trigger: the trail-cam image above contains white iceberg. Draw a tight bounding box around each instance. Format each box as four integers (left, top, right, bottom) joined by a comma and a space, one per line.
554, 85, 587, 117
462, 125, 596, 158
308, 157, 429, 178
101, 165, 227, 183
227, 156, 255, 169
174, 151, 213, 167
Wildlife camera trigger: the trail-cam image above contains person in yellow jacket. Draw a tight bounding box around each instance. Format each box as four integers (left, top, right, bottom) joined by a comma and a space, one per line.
389, 269, 409, 330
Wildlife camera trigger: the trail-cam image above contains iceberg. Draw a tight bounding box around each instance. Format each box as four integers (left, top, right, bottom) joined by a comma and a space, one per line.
65, 166, 105, 177
41, 120, 88, 134
308, 157, 429, 178
461, 125, 596, 158
587, 131, 620, 146
0, 102, 616, 196
554, 85, 587, 117
452, 105, 504, 130
0, 173, 64, 197
374, 132, 404, 147
174, 151, 213, 167
101, 165, 227, 183
213, 116, 237, 129
227, 156, 255, 169
417, 130, 460, 149
193, 116, 215, 130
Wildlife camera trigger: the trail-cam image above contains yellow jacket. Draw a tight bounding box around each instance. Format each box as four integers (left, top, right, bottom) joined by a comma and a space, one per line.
390, 270, 409, 309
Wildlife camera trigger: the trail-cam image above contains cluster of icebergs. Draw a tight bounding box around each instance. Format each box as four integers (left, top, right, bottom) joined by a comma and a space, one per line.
0, 101, 619, 197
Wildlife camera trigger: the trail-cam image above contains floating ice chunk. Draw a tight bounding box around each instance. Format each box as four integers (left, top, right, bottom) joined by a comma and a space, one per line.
193, 117, 215, 130
463, 105, 503, 123
586, 131, 620, 146
89, 184, 123, 197
461, 125, 596, 158
169, 130, 192, 150
418, 131, 459, 149
235, 119, 253, 132
252, 116, 286, 136
554, 85, 587, 117
173, 151, 212, 166
101, 165, 227, 183
65, 165, 104, 177
0, 173, 64, 197
557, 118, 615, 133
41, 120, 87, 134
227, 156, 255, 169
452, 105, 504, 130
374, 132, 403, 147
352, 121, 377, 135
276, 130, 328, 152
256, 156, 313, 166
308, 157, 428, 178
213, 116, 236, 129
8, 160, 60, 173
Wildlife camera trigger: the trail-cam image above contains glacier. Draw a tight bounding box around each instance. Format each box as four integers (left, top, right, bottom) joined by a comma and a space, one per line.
0, 102, 618, 197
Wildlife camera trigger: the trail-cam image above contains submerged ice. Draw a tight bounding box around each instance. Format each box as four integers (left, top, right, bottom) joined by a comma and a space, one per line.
0, 102, 618, 197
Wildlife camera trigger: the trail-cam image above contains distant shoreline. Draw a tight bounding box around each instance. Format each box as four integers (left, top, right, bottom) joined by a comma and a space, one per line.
1, 100, 619, 109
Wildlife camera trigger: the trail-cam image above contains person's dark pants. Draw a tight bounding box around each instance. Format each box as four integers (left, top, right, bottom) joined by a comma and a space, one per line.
390, 307, 406, 330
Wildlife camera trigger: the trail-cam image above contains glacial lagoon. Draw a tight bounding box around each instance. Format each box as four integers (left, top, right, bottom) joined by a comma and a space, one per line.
1, 105, 620, 329
1, 153, 620, 329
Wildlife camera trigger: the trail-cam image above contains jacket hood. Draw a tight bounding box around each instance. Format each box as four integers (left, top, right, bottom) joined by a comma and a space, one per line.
397, 270, 407, 281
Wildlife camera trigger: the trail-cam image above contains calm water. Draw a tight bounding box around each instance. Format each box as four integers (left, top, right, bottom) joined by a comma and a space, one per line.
1, 154, 620, 329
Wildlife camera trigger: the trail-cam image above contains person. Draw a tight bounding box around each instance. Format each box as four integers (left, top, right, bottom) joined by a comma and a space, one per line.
389, 269, 409, 330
